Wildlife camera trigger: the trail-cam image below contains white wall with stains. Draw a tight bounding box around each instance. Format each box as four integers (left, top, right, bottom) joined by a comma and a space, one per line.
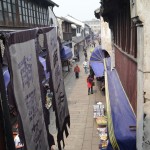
131, 1, 150, 149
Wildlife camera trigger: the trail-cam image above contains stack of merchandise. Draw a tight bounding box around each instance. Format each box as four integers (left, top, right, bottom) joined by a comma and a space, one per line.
98, 126, 108, 150
93, 102, 104, 118
93, 102, 108, 150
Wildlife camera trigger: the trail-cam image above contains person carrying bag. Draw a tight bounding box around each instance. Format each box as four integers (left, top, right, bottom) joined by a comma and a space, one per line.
87, 75, 94, 95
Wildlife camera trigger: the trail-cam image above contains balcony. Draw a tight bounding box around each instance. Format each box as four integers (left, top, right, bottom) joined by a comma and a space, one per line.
63, 32, 72, 41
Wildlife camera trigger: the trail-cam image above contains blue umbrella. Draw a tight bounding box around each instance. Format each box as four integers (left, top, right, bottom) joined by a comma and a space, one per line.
60, 46, 73, 60
89, 46, 110, 77
90, 61, 104, 77
90, 46, 105, 62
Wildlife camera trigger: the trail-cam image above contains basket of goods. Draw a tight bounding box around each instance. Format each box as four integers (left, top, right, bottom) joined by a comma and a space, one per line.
96, 116, 107, 126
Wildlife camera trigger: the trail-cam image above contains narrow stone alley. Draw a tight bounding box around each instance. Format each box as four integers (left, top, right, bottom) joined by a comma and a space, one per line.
50, 45, 106, 150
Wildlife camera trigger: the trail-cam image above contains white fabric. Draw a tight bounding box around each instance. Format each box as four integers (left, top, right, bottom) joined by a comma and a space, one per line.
14, 135, 23, 147
83, 61, 88, 68
8, 31, 49, 150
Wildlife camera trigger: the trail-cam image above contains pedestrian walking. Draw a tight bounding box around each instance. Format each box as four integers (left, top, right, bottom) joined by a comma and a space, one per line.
74, 64, 80, 78
77, 53, 80, 61
84, 50, 88, 60
83, 60, 88, 74
89, 65, 95, 78
87, 75, 94, 95
93, 41, 96, 47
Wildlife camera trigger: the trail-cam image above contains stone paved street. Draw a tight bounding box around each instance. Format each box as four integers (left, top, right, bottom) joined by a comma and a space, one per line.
50, 45, 106, 150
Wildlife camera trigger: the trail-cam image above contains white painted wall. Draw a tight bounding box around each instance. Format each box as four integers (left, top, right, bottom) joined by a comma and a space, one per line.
130, 1, 150, 149
72, 42, 76, 57
100, 17, 113, 68
134, 1, 150, 99
48, 7, 58, 27
101, 17, 112, 52
57, 18, 63, 40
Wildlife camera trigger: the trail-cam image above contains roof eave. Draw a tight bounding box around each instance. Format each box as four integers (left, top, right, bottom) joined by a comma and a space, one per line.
45, 0, 59, 7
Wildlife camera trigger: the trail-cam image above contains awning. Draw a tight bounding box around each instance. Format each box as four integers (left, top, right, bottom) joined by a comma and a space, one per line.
60, 46, 73, 60
104, 58, 136, 150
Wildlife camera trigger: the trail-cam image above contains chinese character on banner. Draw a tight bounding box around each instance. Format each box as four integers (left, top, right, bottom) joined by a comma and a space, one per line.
6, 29, 49, 150
43, 27, 70, 150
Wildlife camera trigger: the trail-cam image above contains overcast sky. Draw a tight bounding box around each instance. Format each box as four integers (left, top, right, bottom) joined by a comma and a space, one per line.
53, 0, 100, 21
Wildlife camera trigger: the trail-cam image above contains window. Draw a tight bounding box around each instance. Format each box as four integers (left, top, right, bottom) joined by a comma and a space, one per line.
62, 23, 65, 32
0, 1, 4, 22
0, 0, 49, 27
113, 7, 137, 58
28, 2, 33, 25
77, 27, 80, 33
11, 0, 17, 25
18, 0, 23, 24
22, 0, 29, 24
2, 0, 14, 25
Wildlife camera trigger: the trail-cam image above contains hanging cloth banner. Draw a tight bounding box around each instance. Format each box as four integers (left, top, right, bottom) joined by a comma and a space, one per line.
6, 29, 49, 150
43, 27, 70, 149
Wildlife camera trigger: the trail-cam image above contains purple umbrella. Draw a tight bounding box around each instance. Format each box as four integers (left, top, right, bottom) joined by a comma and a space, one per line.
61, 46, 73, 60
39, 56, 50, 80
89, 46, 110, 77
2, 57, 50, 89
90, 46, 105, 62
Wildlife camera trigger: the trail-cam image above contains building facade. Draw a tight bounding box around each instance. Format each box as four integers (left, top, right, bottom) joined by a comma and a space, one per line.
0, 0, 58, 30
57, 17, 72, 42
84, 19, 101, 35
98, 0, 150, 149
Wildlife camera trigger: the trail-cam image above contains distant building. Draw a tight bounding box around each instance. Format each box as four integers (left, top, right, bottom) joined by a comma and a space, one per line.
64, 15, 91, 59
84, 19, 101, 35
57, 17, 72, 43
65, 15, 84, 37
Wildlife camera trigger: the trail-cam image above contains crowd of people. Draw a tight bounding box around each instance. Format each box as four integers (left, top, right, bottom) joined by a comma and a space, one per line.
73, 43, 96, 95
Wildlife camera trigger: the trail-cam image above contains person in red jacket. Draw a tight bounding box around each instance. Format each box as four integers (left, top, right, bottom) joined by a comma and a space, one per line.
87, 75, 94, 95
74, 64, 80, 78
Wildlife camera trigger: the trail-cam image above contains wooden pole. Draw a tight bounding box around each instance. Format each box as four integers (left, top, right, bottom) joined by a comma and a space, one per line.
67, 60, 70, 72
